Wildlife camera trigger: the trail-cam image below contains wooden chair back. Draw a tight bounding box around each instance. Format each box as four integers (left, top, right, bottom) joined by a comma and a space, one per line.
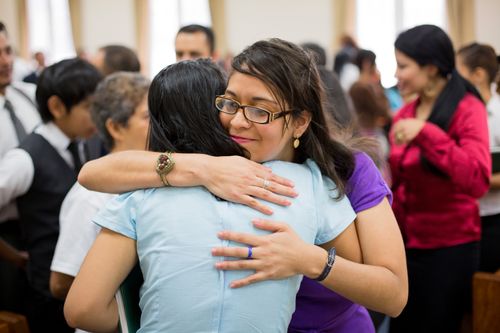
473, 271, 500, 333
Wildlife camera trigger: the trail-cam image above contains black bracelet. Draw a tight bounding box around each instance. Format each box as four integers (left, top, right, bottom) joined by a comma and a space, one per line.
313, 247, 336, 281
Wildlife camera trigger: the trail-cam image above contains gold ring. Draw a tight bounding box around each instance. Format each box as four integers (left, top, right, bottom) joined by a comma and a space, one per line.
396, 132, 404, 141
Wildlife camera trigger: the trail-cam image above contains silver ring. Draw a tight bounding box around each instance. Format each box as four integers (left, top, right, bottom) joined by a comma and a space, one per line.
246, 246, 253, 259
263, 179, 270, 189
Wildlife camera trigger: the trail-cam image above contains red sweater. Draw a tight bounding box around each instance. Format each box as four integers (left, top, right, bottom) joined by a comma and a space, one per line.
389, 94, 491, 249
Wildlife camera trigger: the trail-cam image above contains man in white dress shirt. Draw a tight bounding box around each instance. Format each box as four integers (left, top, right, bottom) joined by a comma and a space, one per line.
0, 21, 41, 313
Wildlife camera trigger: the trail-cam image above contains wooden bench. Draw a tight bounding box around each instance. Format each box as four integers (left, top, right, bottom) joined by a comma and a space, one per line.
0, 323, 9, 333
473, 270, 500, 333
0, 311, 30, 333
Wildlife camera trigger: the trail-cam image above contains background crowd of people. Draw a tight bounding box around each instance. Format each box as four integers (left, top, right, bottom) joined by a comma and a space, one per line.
1, 6, 499, 333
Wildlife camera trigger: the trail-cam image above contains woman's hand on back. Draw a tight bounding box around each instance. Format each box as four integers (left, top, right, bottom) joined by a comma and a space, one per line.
200, 156, 298, 215
211, 219, 320, 287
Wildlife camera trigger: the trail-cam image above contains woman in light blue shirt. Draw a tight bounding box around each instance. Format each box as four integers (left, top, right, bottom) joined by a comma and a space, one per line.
65, 54, 360, 332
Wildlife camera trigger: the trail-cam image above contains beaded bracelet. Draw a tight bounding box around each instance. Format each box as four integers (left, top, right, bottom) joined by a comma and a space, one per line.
155, 152, 175, 186
313, 247, 336, 281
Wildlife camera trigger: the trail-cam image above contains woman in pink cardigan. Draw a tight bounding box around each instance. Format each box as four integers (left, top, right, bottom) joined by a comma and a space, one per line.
389, 25, 491, 333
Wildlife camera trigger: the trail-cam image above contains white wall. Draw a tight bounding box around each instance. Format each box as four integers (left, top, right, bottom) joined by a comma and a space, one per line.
0, 0, 21, 52
80, 0, 137, 54
2, 0, 499, 63
475, 0, 500, 51
225, 0, 333, 59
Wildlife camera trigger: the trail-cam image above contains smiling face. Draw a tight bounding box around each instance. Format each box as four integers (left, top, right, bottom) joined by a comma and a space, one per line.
394, 49, 434, 96
219, 71, 308, 163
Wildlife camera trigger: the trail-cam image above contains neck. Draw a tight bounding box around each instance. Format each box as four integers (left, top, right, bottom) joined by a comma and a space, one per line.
110, 143, 125, 154
478, 84, 492, 104
420, 77, 447, 107
0, 86, 6, 96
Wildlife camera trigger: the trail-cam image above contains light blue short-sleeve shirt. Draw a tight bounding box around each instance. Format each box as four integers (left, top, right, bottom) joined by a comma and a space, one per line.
94, 159, 356, 333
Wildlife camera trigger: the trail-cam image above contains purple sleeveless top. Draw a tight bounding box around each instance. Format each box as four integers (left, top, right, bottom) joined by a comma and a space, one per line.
289, 152, 392, 333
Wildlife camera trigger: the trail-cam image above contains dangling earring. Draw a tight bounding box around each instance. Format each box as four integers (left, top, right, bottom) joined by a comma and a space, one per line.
424, 77, 439, 98
293, 136, 300, 149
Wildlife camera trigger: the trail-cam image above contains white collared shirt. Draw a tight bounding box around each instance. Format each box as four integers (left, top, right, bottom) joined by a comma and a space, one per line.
480, 91, 500, 216
0, 122, 76, 221
0, 82, 41, 157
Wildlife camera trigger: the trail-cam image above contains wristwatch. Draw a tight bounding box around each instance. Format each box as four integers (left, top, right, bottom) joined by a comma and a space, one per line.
156, 152, 175, 186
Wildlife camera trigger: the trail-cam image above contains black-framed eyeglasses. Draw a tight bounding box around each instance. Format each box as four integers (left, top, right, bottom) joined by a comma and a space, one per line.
215, 95, 294, 124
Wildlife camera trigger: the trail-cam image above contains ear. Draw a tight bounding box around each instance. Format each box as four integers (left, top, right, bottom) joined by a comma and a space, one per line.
105, 118, 125, 144
471, 67, 488, 85
47, 96, 68, 119
425, 64, 440, 78
293, 111, 312, 138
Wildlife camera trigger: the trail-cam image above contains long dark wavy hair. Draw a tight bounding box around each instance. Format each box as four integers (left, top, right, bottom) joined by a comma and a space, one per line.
147, 59, 245, 157
231, 38, 355, 197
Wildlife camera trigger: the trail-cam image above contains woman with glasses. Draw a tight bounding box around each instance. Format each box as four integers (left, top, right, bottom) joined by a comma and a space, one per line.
65, 57, 359, 333
75, 39, 407, 332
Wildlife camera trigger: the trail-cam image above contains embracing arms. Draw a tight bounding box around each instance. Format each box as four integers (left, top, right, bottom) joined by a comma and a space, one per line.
79, 151, 296, 215
212, 198, 408, 317
64, 228, 137, 333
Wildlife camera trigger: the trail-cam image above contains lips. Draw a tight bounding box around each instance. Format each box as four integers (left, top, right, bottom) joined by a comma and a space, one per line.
397, 82, 406, 91
230, 135, 254, 144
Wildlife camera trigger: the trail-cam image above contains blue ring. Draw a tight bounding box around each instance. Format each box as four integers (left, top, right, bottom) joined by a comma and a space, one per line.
246, 246, 253, 259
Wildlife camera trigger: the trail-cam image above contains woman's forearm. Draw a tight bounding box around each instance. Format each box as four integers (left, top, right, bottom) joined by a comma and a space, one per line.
304, 253, 407, 317
79, 151, 209, 193
79, 151, 296, 214
64, 229, 137, 333
296, 237, 406, 317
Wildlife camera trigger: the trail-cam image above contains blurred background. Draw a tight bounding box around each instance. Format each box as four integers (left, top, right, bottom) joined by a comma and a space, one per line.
0, 0, 498, 86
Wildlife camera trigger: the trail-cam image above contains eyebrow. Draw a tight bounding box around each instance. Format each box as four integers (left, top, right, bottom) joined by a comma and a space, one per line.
225, 89, 278, 105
